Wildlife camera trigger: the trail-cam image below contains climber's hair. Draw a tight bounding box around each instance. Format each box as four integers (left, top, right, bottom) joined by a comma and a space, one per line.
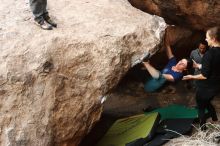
207, 27, 220, 42
182, 58, 193, 75
186, 58, 193, 70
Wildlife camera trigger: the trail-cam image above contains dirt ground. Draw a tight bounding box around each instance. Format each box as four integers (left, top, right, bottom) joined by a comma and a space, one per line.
80, 79, 220, 146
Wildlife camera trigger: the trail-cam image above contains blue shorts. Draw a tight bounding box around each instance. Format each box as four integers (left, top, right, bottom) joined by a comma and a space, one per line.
144, 73, 166, 92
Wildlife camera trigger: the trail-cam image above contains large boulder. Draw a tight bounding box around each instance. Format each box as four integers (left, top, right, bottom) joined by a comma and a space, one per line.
128, 0, 220, 30
0, 0, 166, 145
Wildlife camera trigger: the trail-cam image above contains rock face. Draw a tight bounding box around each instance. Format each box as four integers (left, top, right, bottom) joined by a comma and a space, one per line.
128, 0, 220, 30
0, 0, 166, 145
161, 26, 204, 59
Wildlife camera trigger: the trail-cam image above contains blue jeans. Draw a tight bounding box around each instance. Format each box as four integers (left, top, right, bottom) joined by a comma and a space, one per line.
144, 73, 166, 92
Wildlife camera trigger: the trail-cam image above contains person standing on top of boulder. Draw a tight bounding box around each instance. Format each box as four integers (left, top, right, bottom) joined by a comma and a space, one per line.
29, 0, 57, 30
183, 27, 220, 130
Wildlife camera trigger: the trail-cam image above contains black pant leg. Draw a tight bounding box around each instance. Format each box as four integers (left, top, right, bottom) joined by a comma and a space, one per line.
196, 89, 207, 126
207, 98, 218, 121
196, 88, 219, 126
29, 0, 48, 23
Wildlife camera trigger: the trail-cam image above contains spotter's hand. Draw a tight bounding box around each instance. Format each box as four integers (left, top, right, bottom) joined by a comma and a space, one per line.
182, 75, 194, 80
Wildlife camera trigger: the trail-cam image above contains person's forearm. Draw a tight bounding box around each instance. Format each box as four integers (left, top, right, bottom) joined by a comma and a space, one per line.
191, 74, 207, 80
195, 63, 202, 69
192, 59, 202, 69
183, 73, 207, 80
165, 45, 174, 59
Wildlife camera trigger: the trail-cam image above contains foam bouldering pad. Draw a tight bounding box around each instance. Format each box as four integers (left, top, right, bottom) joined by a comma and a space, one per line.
96, 113, 160, 146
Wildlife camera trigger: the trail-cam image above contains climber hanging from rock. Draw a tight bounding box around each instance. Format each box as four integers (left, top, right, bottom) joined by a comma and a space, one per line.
141, 31, 193, 92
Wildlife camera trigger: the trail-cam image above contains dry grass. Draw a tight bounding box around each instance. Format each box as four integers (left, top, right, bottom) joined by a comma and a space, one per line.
165, 123, 220, 146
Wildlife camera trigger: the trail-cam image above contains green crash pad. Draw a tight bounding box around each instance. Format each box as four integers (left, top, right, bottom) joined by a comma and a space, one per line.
96, 113, 159, 146
145, 104, 198, 120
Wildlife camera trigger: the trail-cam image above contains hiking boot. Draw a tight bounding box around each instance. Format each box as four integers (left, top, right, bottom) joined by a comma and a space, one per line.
45, 18, 57, 27
35, 20, 53, 30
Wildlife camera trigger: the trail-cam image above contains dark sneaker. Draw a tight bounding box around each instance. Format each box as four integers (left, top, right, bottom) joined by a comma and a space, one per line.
200, 123, 207, 131
201, 125, 207, 131
45, 18, 57, 27
35, 21, 53, 30
213, 135, 220, 144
